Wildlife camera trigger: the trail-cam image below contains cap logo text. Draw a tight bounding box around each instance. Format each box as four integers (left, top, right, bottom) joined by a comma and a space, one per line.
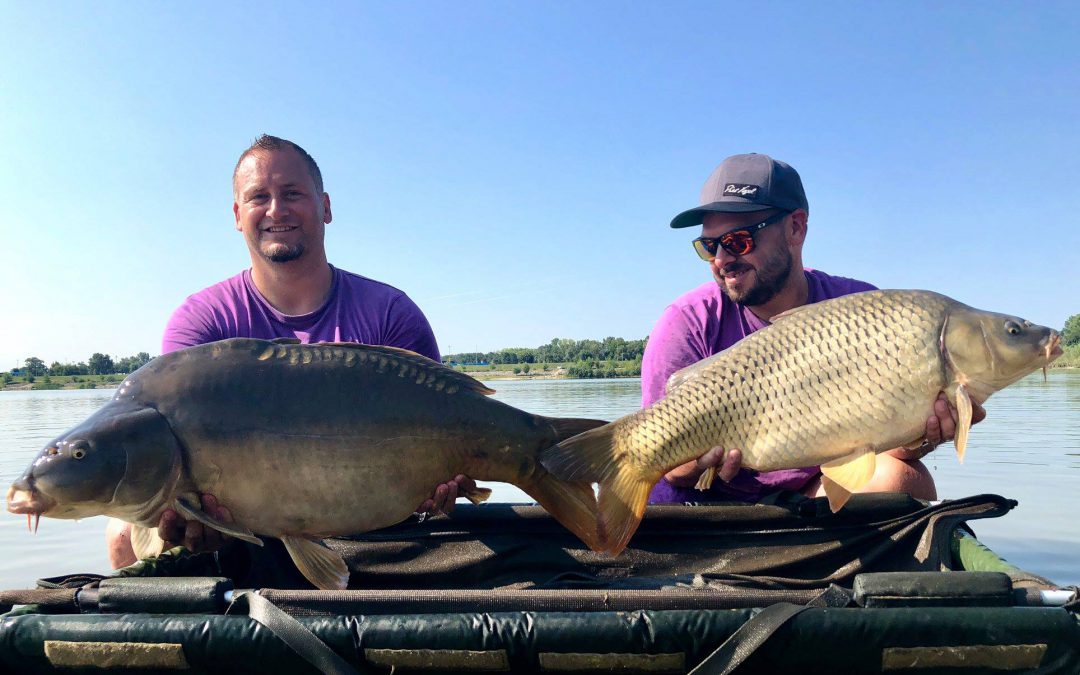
724, 183, 760, 198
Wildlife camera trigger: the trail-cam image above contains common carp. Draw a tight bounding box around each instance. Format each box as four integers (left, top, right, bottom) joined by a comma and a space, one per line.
6, 339, 608, 590
541, 290, 1063, 556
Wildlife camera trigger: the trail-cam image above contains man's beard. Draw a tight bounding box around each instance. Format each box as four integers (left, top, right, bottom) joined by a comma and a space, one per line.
717, 244, 794, 306
262, 242, 306, 263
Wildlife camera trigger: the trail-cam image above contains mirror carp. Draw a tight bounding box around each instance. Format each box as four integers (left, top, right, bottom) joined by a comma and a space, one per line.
8, 339, 608, 589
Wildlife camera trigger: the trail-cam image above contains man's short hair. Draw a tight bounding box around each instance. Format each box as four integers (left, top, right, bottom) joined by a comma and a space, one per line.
233, 134, 324, 194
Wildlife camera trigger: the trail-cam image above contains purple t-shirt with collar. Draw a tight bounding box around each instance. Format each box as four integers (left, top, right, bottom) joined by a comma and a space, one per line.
162, 265, 440, 361
642, 269, 876, 504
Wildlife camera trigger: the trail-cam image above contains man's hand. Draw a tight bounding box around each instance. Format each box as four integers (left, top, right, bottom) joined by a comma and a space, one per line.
888, 393, 987, 461
158, 494, 234, 553
415, 474, 476, 516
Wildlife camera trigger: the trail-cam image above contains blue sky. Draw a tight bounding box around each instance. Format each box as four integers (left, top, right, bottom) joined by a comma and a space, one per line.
2, 2, 1077, 368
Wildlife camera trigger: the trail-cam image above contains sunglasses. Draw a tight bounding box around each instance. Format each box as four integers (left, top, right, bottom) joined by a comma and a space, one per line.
692, 211, 790, 261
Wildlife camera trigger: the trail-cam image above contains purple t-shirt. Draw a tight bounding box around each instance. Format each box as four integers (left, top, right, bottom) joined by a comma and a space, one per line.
643, 269, 876, 504
162, 265, 440, 361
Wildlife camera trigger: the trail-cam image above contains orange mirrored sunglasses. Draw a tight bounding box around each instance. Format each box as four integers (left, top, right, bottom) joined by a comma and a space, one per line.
692, 211, 790, 261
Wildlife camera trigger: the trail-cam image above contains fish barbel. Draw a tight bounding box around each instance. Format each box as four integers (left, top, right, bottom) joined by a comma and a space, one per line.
541, 290, 1063, 556
7, 339, 608, 589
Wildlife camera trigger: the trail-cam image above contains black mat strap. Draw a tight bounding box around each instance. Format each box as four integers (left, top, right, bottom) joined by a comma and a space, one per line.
689, 585, 853, 674
231, 590, 364, 675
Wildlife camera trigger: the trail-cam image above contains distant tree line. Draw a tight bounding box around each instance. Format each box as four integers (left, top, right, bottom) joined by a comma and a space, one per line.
1064, 314, 1080, 348
444, 336, 647, 366
9, 352, 154, 378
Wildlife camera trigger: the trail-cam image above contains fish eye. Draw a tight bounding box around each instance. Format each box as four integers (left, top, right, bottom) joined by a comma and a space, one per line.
72, 448, 86, 460
1005, 321, 1022, 336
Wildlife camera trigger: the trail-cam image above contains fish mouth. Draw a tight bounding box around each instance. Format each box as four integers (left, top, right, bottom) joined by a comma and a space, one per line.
6, 484, 54, 533
1046, 332, 1063, 360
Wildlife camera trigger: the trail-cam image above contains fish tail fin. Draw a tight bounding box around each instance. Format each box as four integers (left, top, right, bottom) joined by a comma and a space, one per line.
519, 472, 605, 552
539, 423, 618, 484
543, 416, 610, 442
540, 422, 657, 557
595, 463, 655, 557
515, 416, 615, 552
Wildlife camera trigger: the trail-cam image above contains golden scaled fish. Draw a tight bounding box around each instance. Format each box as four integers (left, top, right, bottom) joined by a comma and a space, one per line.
7, 339, 608, 590
541, 290, 1063, 556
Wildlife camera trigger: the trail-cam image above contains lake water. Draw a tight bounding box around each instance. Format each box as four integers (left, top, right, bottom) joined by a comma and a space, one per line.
1, 374, 1077, 590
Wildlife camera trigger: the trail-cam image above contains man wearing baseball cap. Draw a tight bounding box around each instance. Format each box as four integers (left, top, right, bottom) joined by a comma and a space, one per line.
642, 153, 984, 504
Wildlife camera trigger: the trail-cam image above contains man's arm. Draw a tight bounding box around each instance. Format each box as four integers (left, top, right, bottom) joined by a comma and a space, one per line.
383, 295, 440, 362
161, 298, 223, 354
641, 305, 708, 408
641, 304, 718, 486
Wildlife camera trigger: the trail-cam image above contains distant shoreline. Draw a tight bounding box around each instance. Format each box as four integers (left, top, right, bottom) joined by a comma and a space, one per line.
1, 382, 120, 392
2, 366, 1073, 393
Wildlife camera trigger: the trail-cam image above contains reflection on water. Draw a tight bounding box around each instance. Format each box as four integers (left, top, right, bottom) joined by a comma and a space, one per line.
1, 373, 1077, 589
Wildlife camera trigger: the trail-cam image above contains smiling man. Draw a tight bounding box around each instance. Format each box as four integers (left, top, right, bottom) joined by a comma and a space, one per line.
643, 153, 985, 505
106, 135, 469, 568
162, 135, 439, 355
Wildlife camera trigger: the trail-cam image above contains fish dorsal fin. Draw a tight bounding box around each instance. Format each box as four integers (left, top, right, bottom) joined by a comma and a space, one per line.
954, 384, 972, 463
270, 337, 302, 344
665, 352, 725, 394
769, 303, 815, 323
130, 525, 165, 560
281, 535, 350, 591
665, 302, 818, 395
312, 342, 496, 396
173, 495, 264, 546
819, 447, 877, 512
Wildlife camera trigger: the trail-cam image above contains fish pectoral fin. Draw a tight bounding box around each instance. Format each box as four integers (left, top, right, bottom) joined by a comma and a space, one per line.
903, 436, 927, 451
463, 486, 492, 505
819, 447, 877, 512
694, 466, 717, 491
954, 385, 972, 463
821, 478, 853, 513
281, 536, 349, 591
173, 496, 263, 547
130, 525, 165, 560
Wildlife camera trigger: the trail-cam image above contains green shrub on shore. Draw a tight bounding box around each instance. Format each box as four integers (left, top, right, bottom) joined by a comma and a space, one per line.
566, 359, 641, 379
1054, 343, 1080, 368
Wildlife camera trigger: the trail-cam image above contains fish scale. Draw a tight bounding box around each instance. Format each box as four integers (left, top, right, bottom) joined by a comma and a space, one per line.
541, 289, 1061, 556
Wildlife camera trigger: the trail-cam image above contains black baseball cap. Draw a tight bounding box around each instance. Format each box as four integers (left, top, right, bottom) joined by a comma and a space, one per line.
670, 153, 809, 228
